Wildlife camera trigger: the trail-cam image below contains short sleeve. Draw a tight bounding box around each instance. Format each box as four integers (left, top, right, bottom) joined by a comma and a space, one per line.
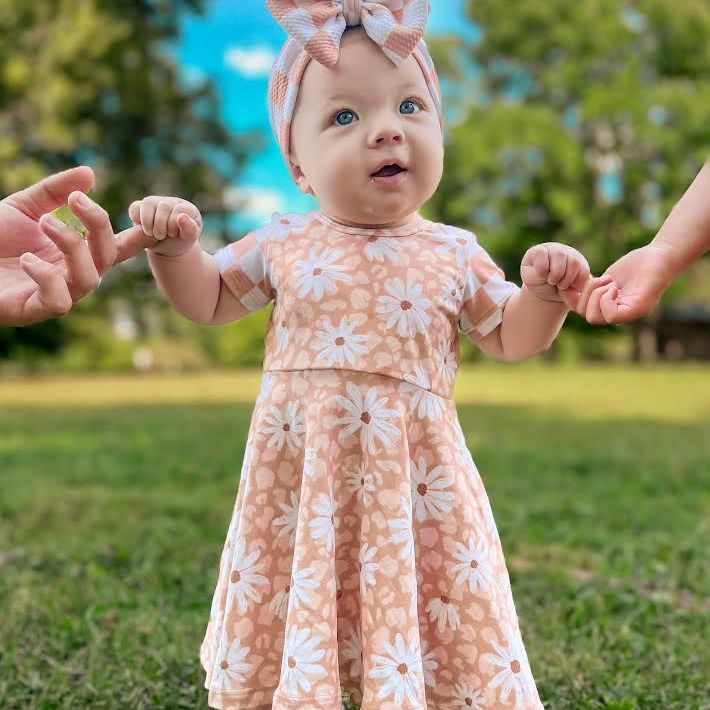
458, 232, 520, 339
212, 222, 276, 320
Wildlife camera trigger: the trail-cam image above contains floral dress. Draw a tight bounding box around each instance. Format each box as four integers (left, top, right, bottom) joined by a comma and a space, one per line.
199, 209, 545, 710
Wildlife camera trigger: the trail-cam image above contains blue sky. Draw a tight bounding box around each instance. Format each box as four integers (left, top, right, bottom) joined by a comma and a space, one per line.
176, 1, 481, 232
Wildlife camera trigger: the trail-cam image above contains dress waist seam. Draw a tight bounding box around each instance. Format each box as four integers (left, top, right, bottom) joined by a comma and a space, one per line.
264, 366, 454, 401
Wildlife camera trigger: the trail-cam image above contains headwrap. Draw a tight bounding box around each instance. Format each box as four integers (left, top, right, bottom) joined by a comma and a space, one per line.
266, 0, 444, 184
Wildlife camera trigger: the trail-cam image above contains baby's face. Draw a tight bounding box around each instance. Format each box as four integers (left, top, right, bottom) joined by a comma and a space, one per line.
289, 27, 443, 228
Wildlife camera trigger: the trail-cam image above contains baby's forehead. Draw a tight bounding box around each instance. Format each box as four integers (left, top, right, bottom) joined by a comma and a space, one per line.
308, 44, 426, 99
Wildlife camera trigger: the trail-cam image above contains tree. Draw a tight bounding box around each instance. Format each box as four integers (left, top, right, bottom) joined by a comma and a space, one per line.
0, 0, 264, 356
425, 0, 710, 356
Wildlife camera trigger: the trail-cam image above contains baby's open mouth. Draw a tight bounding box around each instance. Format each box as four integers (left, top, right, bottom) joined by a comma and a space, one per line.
370, 164, 408, 178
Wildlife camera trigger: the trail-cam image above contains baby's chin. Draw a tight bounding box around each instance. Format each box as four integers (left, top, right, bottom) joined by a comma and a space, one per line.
327, 204, 424, 227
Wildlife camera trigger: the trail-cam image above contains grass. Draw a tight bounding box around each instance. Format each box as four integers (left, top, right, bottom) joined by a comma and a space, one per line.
0, 364, 708, 709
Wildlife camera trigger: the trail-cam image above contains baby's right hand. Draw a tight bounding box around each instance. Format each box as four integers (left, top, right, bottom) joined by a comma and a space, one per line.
129, 196, 202, 257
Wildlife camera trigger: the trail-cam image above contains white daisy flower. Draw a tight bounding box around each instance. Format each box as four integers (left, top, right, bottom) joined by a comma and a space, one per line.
450, 534, 495, 597
261, 211, 312, 242
449, 680, 487, 709
210, 631, 255, 692
262, 400, 305, 455
227, 536, 270, 614
290, 555, 321, 609
273, 489, 299, 547
420, 639, 439, 689
303, 447, 318, 477
431, 224, 471, 267
410, 455, 456, 522
437, 339, 458, 385
425, 593, 461, 634
309, 491, 339, 552
268, 559, 320, 619
225, 505, 242, 549
342, 626, 364, 678
358, 543, 379, 593
279, 625, 327, 696
334, 381, 401, 455
294, 246, 351, 301
312, 316, 369, 367
239, 436, 254, 482
368, 632, 423, 705
275, 308, 290, 352
387, 496, 414, 561
442, 275, 463, 311
256, 371, 274, 406
484, 625, 536, 708
375, 277, 432, 337
363, 235, 404, 263
400, 365, 447, 421
268, 582, 289, 620
344, 463, 376, 507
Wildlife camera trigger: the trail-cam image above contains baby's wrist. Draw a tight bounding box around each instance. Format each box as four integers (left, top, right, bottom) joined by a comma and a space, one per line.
146, 239, 199, 259
521, 284, 569, 307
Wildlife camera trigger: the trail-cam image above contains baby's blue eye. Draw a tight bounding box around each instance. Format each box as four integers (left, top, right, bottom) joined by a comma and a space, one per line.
400, 100, 420, 115
334, 110, 355, 126
332, 99, 422, 126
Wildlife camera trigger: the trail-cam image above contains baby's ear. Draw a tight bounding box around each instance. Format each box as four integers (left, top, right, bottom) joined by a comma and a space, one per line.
290, 160, 314, 197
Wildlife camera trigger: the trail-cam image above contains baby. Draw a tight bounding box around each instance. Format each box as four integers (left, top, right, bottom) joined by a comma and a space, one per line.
130, 16, 611, 710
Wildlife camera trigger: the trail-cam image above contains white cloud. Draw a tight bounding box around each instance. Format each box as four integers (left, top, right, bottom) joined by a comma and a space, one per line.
224, 185, 286, 223
224, 45, 276, 78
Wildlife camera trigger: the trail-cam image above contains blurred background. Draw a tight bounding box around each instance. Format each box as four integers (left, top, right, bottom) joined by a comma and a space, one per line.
1, 2, 709, 709
1, 0, 709, 373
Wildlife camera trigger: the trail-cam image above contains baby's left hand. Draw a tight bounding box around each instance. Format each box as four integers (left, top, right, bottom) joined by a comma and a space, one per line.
521, 242, 612, 311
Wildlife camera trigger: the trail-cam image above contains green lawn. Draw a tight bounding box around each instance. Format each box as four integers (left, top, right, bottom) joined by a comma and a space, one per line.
1, 365, 708, 709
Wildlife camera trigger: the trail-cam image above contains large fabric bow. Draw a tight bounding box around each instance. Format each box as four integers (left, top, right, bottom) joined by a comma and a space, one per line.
265, 0, 431, 68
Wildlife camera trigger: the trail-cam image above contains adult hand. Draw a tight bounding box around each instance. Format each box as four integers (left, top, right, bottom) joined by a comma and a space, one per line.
0, 166, 148, 327
574, 242, 677, 325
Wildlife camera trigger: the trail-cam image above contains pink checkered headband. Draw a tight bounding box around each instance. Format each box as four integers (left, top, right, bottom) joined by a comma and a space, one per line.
266, 0, 444, 184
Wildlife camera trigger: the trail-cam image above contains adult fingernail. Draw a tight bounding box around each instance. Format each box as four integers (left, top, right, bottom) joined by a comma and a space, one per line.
76, 193, 91, 207
22, 252, 40, 263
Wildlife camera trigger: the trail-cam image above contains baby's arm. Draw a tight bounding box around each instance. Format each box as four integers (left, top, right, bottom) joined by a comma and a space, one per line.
486, 244, 612, 361
132, 196, 273, 326
129, 196, 221, 325
148, 244, 222, 325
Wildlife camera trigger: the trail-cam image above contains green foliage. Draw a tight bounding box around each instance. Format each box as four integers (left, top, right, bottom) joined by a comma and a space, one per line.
427, 0, 710, 297
0, 0, 264, 356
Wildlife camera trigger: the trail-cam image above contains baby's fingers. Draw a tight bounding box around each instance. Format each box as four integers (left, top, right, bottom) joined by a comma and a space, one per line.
168, 202, 201, 239
558, 253, 590, 292
574, 275, 613, 317
547, 248, 568, 286
137, 197, 159, 238
177, 213, 201, 241
585, 281, 617, 325
128, 200, 142, 226
520, 245, 551, 286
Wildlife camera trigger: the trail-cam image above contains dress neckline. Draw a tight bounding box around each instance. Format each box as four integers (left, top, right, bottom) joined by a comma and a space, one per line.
312, 210, 426, 237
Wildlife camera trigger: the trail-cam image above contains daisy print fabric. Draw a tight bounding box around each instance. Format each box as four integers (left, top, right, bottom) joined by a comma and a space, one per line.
200, 210, 545, 709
